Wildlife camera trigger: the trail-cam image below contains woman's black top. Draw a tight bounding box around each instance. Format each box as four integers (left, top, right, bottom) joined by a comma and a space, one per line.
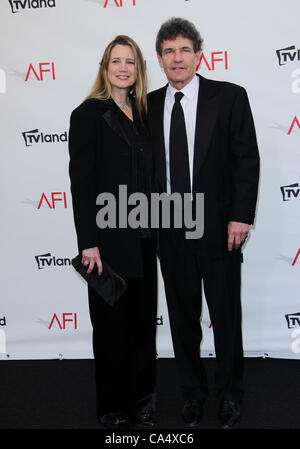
68, 97, 154, 277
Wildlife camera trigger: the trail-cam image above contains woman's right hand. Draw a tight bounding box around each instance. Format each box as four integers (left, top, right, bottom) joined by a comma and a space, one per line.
81, 246, 103, 275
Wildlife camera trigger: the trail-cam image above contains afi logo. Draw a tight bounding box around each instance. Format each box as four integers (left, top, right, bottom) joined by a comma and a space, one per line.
198, 51, 228, 71
276, 45, 300, 66
287, 116, 300, 134
103, 0, 136, 7
280, 183, 300, 201
292, 249, 300, 266
25, 62, 55, 81
37, 192, 67, 209
48, 313, 78, 330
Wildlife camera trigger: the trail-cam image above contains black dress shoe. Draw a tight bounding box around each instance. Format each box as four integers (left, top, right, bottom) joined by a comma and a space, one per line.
182, 399, 204, 427
99, 412, 132, 429
135, 410, 158, 427
218, 400, 241, 429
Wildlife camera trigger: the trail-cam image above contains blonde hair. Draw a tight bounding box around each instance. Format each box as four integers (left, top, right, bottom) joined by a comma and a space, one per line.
86, 35, 147, 119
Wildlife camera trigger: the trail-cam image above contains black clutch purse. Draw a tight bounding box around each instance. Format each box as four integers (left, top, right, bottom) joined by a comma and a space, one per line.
71, 255, 127, 306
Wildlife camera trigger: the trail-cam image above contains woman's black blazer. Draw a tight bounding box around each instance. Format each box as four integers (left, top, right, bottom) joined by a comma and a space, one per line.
68, 98, 152, 278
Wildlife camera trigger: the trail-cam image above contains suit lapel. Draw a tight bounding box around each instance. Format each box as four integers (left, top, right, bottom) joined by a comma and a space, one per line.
151, 76, 220, 192
192, 75, 220, 190
101, 108, 132, 148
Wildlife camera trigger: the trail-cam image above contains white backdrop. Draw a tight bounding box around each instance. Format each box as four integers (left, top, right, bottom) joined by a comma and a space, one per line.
0, 0, 300, 360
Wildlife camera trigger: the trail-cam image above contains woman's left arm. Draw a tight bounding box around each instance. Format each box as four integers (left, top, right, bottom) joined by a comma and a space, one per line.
68, 101, 100, 253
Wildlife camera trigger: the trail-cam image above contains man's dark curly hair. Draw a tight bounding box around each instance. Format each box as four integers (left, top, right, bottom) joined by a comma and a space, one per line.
156, 17, 203, 56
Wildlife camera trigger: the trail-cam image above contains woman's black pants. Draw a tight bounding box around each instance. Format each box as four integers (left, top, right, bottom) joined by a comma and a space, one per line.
88, 239, 157, 419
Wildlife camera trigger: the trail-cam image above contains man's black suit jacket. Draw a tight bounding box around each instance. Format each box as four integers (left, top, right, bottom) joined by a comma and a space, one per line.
147, 74, 260, 256
68, 98, 153, 278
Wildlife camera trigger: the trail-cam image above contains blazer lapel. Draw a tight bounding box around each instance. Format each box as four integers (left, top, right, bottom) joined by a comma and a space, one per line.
101, 107, 132, 148
192, 75, 220, 190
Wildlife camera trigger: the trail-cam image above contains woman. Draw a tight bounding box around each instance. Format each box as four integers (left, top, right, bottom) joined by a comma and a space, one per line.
68, 36, 157, 429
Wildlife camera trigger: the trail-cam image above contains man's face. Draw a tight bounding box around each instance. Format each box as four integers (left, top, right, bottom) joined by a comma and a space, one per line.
157, 35, 201, 89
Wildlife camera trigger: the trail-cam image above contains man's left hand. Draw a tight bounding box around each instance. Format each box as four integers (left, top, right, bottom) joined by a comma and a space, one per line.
227, 221, 250, 251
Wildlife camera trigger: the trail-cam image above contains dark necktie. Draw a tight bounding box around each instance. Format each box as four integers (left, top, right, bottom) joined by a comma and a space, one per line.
169, 91, 191, 194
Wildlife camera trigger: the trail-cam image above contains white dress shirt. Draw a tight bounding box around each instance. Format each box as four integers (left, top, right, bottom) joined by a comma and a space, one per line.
163, 74, 200, 195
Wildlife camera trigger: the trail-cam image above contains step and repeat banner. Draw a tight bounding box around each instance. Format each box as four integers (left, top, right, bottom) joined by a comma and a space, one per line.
0, 0, 299, 360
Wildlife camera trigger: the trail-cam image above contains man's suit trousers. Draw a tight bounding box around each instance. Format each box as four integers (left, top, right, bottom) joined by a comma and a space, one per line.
159, 228, 244, 403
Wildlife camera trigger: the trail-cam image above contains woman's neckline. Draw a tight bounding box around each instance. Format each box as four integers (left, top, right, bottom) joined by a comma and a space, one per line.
112, 97, 134, 123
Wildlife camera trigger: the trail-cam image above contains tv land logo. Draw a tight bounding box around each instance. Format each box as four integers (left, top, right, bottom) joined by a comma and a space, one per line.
286, 312, 300, 329
8, 0, 56, 13
285, 313, 300, 354
25, 62, 55, 81
198, 51, 228, 71
35, 252, 71, 269
22, 129, 67, 147
276, 45, 300, 66
0, 316, 6, 354
48, 313, 78, 330
37, 192, 68, 209
280, 183, 300, 201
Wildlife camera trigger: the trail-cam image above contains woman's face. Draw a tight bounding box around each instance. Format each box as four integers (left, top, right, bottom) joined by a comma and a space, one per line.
107, 44, 136, 92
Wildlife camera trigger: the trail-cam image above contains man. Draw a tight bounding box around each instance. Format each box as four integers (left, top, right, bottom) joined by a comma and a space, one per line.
148, 18, 259, 429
